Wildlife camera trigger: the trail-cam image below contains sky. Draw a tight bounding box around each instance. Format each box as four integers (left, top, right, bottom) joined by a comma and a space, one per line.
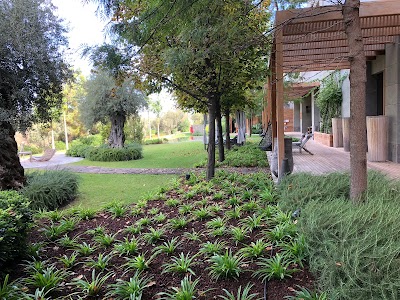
51, 0, 176, 114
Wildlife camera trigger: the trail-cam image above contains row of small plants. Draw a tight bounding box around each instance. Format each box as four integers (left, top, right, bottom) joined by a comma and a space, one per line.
278, 171, 400, 299
2, 171, 316, 299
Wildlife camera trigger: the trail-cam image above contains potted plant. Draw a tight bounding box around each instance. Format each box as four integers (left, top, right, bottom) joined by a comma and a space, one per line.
314, 71, 346, 147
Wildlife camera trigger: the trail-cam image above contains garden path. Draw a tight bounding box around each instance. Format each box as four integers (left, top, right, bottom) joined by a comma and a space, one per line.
20, 153, 268, 175
275, 134, 400, 180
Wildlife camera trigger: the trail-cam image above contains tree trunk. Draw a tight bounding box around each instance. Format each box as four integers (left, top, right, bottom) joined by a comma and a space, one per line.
207, 96, 217, 180
216, 99, 225, 162
108, 113, 126, 148
0, 122, 25, 190
343, 0, 367, 202
224, 108, 231, 150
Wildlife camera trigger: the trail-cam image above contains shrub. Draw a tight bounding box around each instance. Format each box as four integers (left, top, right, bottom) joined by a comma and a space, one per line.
279, 171, 400, 300
54, 141, 66, 151
85, 143, 143, 161
66, 144, 92, 157
0, 191, 32, 278
23, 144, 41, 155
22, 170, 79, 211
143, 138, 166, 145
223, 143, 268, 167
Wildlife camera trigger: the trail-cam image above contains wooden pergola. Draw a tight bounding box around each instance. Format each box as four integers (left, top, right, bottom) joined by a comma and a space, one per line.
264, 0, 400, 177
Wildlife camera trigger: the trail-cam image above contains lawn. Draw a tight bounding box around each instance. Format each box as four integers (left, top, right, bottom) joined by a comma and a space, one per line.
70, 173, 176, 209
71, 141, 206, 168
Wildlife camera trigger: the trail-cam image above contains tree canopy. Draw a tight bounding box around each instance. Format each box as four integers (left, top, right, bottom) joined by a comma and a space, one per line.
80, 71, 147, 147
0, 0, 71, 190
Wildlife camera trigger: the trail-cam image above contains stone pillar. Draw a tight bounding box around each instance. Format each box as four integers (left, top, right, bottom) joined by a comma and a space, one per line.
385, 36, 400, 163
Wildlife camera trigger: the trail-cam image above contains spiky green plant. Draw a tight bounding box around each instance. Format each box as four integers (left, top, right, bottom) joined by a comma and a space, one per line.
86, 253, 113, 271
208, 250, 244, 280
179, 204, 193, 215
148, 207, 160, 215
0, 274, 20, 300
143, 227, 165, 244
94, 233, 117, 248
238, 239, 270, 258
24, 266, 65, 293
253, 253, 297, 282
199, 240, 227, 256
75, 242, 96, 256
219, 283, 260, 300
125, 224, 143, 234
58, 252, 78, 269
136, 217, 151, 227
72, 270, 113, 297
106, 271, 152, 300
284, 285, 327, 300
241, 201, 259, 212
114, 237, 140, 256
76, 208, 97, 220
183, 230, 202, 241
124, 254, 152, 272
58, 234, 79, 249
162, 253, 197, 275
157, 276, 199, 300
193, 207, 213, 220
153, 237, 182, 256
230, 227, 248, 244
206, 217, 225, 229
166, 199, 180, 207
279, 235, 307, 267
169, 217, 189, 229
226, 207, 242, 219
155, 212, 167, 223
240, 214, 264, 232
85, 225, 106, 236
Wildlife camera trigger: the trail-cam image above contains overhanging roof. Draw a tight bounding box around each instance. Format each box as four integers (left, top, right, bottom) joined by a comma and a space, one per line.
275, 0, 400, 72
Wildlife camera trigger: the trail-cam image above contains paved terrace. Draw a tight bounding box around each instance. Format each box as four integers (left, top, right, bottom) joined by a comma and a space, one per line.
278, 134, 400, 181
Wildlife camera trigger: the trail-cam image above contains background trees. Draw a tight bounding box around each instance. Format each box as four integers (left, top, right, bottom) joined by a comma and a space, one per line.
0, 0, 71, 189
90, 0, 270, 179
80, 71, 146, 148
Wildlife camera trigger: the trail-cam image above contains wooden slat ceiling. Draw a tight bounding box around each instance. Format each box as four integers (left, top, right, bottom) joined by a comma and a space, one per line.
276, 0, 400, 72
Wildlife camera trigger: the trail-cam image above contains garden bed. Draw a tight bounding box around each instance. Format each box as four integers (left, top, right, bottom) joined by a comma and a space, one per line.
8, 171, 314, 299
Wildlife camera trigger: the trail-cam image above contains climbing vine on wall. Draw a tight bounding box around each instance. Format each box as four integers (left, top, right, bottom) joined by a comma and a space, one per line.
316, 71, 346, 133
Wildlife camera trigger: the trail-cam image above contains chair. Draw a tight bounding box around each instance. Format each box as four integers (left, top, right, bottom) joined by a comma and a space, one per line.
30, 148, 56, 162
292, 133, 314, 155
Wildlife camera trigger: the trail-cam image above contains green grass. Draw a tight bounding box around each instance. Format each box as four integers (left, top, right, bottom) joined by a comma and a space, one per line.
71, 141, 205, 168
68, 174, 176, 209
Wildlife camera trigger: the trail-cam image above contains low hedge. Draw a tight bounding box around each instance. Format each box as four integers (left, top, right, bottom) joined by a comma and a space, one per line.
21, 170, 79, 211
85, 143, 143, 162
0, 191, 32, 278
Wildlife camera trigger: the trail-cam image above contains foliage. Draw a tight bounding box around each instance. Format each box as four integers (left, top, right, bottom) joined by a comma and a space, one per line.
72, 270, 113, 297
285, 286, 327, 300
0, 191, 32, 278
220, 283, 260, 300
279, 171, 400, 299
0, 274, 20, 300
158, 276, 199, 300
24, 266, 66, 293
208, 250, 244, 280
315, 72, 346, 133
0, 0, 71, 132
107, 271, 152, 299
21, 170, 79, 211
125, 116, 145, 144
85, 143, 143, 161
79, 69, 146, 148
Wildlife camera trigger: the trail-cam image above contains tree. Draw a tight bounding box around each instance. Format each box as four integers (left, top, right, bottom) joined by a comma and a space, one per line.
88, 0, 269, 180
0, 0, 71, 190
80, 71, 147, 148
149, 98, 162, 139
342, 0, 367, 201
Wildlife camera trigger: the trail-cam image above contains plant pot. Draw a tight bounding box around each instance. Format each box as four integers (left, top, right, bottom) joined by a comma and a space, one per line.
314, 131, 333, 147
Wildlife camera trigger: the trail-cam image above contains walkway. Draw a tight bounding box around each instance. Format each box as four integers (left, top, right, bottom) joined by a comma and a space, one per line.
281, 135, 400, 180
20, 153, 267, 175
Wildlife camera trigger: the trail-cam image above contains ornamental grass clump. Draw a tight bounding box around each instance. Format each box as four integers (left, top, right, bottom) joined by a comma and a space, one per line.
22, 170, 79, 211
278, 171, 400, 300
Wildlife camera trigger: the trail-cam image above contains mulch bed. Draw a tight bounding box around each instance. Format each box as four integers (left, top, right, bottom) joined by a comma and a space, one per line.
12, 171, 314, 299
